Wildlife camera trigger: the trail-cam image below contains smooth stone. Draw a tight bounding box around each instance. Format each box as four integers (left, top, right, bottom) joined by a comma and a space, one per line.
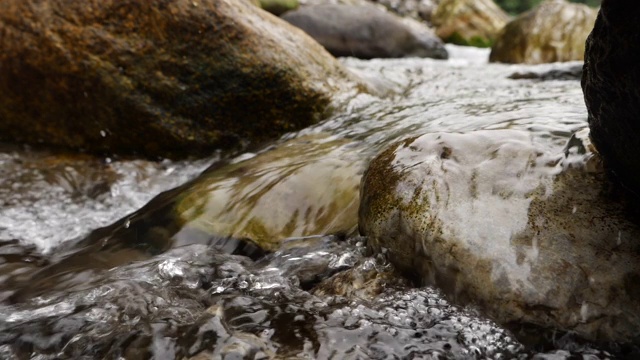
282, 4, 448, 59
490, 0, 597, 64
359, 128, 640, 343
432, 0, 510, 47
582, 0, 640, 196
0, 0, 359, 158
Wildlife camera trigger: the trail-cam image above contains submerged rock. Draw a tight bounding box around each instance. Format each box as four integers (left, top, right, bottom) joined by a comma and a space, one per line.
282, 4, 448, 59
432, 0, 509, 47
360, 128, 640, 343
583, 1, 640, 196
490, 0, 597, 64
173, 134, 365, 251
0, 0, 358, 158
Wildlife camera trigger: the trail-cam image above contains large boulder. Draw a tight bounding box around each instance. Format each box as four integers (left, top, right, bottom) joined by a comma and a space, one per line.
359, 129, 640, 343
282, 4, 448, 59
431, 0, 509, 47
490, 0, 598, 64
0, 0, 359, 158
582, 1, 640, 196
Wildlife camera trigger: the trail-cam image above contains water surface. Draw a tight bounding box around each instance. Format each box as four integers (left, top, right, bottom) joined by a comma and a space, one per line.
0, 46, 625, 359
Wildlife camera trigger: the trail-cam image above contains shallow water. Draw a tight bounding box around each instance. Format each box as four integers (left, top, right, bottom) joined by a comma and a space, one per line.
0, 46, 629, 359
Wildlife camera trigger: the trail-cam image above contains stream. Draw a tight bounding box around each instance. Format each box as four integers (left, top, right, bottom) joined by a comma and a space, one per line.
0, 45, 629, 359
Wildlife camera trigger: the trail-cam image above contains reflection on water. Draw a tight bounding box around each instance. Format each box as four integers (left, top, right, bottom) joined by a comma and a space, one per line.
0, 45, 629, 358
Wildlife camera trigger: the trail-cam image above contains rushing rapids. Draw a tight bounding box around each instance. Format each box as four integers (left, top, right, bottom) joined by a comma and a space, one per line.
0, 46, 634, 358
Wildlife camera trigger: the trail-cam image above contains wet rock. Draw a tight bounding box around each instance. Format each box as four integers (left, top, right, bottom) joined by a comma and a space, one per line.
259, 0, 299, 15
282, 4, 448, 59
490, 0, 597, 64
0, 0, 359, 158
582, 1, 640, 196
432, 0, 509, 47
359, 128, 640, 343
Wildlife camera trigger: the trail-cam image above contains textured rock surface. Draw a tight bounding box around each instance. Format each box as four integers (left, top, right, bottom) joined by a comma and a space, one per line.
432, 0, 509, 47
0, 0, 358, 158
583, 0, 640, 196
360, 129, 640, 343
282, 4, 448, 59
490, 0, 597, 64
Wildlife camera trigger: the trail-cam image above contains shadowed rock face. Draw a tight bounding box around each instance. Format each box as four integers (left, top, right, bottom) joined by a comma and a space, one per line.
490, 0, 597, 64
282, 4, 448, 59
0, 0, 358, 158
359, 129, 640, 343
582, 1, 640, 196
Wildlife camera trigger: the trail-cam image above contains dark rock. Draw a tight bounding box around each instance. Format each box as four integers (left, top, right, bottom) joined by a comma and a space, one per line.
281, 4, 448, 59
582, 0, 640, 196
0, 0, 358, 158
508, 64, 583, 81
490, 0, 597, 64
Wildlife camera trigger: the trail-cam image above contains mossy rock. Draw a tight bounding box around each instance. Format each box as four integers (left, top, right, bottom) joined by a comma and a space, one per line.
259, 0, 299, 15
0, 0, 358, 158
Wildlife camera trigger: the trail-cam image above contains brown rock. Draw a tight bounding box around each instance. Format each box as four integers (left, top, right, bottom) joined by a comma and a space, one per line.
0, 0, 358, 158
432, 0, 509, 47
490, 0, 597, 64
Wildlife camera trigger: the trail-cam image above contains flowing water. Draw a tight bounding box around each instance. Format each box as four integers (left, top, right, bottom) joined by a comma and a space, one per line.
0, 46, 629, 359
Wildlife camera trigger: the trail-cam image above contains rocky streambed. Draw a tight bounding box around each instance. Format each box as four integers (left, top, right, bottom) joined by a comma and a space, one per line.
0, 46, 636, 359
